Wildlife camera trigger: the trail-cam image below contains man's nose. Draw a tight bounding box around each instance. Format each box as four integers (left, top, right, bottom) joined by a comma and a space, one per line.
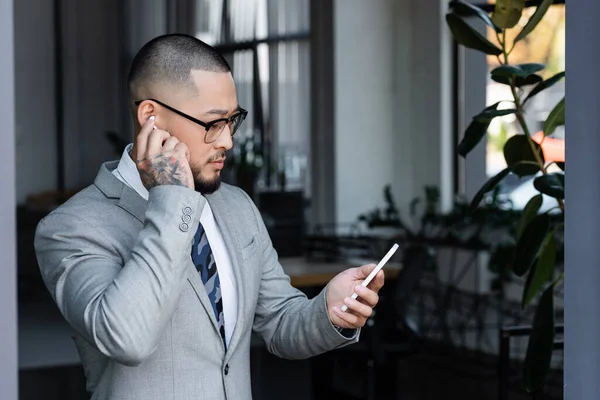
215, 125, 233, 150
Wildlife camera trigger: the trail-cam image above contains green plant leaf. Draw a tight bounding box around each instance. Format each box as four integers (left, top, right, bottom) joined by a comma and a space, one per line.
524, 71, 565, 104
522, 231, 556, 309
515, 0, 554, 43
503, 135, 544, 177
446, 12, 503, 56
534, 173, 565, 199
492, 0, 526, 29
477, 108, 518, 120
543, 97, 565, 137
524, 277, 560, 392
491, 63, 545, 78
458, 102, 516, 157
451, 0, 502, 33
522, 254, 538, 301
469, 167, 511, 211
517, 194, 543, 240
512, 213, 550, 276
492, 74, 543, 87
491, 64, 545, 89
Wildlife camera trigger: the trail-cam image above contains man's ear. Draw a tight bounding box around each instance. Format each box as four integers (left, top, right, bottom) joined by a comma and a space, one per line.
136, 100, 157, 128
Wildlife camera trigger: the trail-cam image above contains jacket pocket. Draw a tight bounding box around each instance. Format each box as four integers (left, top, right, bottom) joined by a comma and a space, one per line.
241, 235, 258, 260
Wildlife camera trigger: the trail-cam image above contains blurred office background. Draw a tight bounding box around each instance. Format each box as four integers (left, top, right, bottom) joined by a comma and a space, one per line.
0, 0, 569, 399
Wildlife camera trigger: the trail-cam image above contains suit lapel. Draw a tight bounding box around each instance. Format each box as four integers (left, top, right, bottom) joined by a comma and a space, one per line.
94, 161, 148, 224
117, 184, 148, 223
205, 190, 250, 355
185, 261, 223, 342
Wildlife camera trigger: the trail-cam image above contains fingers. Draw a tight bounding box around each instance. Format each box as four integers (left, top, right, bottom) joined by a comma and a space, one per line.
135, 116, 155, 159
343, 295, 373, 318
367, 270, 385, 293
174, 142, 190, 162
356, 263, 385, 293
162, 136, 180, 152
358, 263, 376, 278
146, 129, 171, 157
354, 285, 379, 308
332, 306, 362, 327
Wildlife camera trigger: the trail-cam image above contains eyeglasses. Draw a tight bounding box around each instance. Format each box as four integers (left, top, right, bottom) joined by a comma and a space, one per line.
134, 98, 248, 143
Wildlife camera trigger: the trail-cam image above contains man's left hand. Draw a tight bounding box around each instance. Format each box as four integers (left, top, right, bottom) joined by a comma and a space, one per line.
326, 263, 385, 329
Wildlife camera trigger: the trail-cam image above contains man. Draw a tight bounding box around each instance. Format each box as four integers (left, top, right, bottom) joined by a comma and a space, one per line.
34, 34, 384, 400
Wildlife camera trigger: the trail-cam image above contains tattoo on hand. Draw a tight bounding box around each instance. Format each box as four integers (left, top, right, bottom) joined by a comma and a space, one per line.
136, 154, 189, 189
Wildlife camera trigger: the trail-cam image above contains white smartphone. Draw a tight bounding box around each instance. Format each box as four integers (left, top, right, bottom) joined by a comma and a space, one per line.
340, 243, 399, 312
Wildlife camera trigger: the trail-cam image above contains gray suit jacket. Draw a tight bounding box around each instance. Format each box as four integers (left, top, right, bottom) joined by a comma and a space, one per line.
34, 161, 357, 400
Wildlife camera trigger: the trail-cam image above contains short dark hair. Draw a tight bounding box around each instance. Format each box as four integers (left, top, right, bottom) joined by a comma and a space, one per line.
127, 33, 230, 100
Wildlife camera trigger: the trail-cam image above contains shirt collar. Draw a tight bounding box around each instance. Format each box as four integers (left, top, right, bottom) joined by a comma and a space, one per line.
115, 143, 149, 200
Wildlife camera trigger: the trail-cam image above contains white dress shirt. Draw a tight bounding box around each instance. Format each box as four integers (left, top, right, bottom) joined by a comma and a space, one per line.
112, 143, 238, 345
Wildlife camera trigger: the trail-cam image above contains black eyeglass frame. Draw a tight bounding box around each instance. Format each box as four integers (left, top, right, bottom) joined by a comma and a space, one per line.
134, 98, 248, 143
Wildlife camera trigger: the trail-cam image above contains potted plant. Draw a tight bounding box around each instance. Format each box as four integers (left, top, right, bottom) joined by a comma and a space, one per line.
359, 184, 538, 297
445, 0, 564, 392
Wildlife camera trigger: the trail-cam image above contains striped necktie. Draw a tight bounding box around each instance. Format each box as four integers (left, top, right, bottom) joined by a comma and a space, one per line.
191, 223, 226, 345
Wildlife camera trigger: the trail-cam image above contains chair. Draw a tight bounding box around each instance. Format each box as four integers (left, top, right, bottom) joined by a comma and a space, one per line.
498, 324, 564, 400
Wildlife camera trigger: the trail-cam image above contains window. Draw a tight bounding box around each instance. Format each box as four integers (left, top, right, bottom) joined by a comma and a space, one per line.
193, 0, 311, 194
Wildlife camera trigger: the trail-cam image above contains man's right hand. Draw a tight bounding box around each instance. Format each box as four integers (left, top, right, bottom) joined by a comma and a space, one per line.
132, 116, 194, 190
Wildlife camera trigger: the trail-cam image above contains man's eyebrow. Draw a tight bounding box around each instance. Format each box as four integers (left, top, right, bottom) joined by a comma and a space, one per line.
205, 105, 241, 116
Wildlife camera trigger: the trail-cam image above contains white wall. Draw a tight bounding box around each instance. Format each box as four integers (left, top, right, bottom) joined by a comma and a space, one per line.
334, 0, 396, 225
333, 0, 452, 225
14, 0, 57, 204
0, 0, 17, 396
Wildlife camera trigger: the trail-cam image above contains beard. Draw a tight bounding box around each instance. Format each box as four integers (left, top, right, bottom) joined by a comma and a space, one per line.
191, 165, 222, 195
191, 151, 226, 195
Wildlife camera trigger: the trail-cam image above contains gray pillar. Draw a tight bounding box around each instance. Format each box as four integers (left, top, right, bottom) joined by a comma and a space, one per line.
565, 1, 600, 398
309, 0, 336, 228
0, 0, 17, 398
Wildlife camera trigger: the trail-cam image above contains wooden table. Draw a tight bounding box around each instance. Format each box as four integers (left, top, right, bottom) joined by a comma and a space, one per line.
280, 257, 402, 288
